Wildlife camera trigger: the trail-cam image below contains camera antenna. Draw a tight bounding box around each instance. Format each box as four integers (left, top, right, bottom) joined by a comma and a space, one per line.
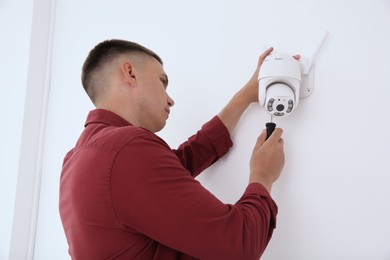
303, 31, 329, 75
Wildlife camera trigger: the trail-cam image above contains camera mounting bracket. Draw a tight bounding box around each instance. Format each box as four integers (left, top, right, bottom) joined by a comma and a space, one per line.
299, 57, 315, 98
299, 31, 329, 98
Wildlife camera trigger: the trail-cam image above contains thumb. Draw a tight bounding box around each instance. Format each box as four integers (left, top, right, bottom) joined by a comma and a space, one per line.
258, 47, 274, 68
253, 129, 267, 151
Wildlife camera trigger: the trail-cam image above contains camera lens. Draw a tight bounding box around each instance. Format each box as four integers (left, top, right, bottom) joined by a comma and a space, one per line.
276, 104, 285, 111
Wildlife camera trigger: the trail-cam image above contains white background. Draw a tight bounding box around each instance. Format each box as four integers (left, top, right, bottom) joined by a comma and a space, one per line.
0, 0, 33, 258
3, 0, 390, 259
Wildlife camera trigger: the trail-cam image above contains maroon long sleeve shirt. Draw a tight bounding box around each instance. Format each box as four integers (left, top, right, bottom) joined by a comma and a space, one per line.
59, 109, 278, 260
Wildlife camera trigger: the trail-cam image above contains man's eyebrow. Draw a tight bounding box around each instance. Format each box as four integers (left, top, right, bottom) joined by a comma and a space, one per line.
160, 74, 169, 87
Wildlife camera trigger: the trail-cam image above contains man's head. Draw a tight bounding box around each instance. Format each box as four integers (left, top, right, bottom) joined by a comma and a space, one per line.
81, 39, 174, 132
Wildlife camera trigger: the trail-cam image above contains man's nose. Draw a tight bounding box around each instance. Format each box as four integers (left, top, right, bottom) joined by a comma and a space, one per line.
167, 95, 175, 107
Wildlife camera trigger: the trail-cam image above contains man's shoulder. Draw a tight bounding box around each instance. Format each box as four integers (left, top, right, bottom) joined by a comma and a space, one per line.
93, 124, 164, 150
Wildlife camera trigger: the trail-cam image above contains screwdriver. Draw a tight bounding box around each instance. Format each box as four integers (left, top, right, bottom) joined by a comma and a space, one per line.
266, 116, 276, 140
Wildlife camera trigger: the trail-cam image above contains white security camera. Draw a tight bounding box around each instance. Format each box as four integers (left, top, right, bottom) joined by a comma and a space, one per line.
258, 31, 329, 118
258, 53, 301, 117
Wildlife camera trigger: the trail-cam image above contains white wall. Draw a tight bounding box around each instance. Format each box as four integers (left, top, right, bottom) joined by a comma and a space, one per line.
0, 0, 33, 258
8, 0, 390, 259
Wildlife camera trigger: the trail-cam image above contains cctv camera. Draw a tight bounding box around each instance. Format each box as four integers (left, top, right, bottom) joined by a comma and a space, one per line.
258, 53, 301, 118
259, 32, 329, 139
258, 32, 329, 119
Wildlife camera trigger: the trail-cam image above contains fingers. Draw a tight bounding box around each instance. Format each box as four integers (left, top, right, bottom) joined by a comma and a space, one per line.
267, 128, 284, 144
293, 54, 301, 61
258, 47, 274, 67
253, 127, 283, 151
258, 49, 300, 65
253, 129, 267, 151
259, 48, 300, 64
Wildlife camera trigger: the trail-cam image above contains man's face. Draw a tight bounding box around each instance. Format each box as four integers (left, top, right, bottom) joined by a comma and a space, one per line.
135, 57, 174, 132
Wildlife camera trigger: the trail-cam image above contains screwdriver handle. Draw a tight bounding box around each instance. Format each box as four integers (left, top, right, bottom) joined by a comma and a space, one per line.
266, 122, 276, 140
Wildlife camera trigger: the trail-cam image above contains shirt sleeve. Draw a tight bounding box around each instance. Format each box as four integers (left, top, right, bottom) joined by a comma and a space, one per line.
172, 116, 233, 177
111, 132, 277, 260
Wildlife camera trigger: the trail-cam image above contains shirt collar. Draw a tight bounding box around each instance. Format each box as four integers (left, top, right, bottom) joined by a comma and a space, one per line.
85, 109, 131, 128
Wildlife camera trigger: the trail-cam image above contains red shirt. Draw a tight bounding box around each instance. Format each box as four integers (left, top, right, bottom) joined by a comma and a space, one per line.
59, 109, 278, 260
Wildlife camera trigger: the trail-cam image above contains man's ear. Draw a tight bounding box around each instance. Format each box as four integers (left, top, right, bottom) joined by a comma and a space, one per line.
121, 62, 137, 86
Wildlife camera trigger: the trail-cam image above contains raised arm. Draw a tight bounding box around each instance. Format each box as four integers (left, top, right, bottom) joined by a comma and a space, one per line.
218, 47, 274, 135
172, 116, 233, 177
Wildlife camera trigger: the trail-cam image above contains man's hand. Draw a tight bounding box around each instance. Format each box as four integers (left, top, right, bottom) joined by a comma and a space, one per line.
241, 47, 274, 104
242, 48, 301, 104
249, 128, 285, 193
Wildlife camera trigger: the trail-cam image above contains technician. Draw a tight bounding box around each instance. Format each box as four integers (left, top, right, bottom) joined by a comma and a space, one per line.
59, 39, 285, 260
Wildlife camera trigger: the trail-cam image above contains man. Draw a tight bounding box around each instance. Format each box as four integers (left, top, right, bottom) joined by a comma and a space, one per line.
59, 39, 286, 260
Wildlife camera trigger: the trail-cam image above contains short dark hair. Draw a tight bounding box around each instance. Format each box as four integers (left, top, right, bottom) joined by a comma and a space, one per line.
81, 39, 162, 103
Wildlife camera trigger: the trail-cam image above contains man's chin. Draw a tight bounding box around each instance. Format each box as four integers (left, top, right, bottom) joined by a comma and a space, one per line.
153, 121, 167, 133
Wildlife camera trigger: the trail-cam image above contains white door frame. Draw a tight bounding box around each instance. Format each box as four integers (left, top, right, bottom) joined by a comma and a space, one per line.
9, 0, 56, 258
